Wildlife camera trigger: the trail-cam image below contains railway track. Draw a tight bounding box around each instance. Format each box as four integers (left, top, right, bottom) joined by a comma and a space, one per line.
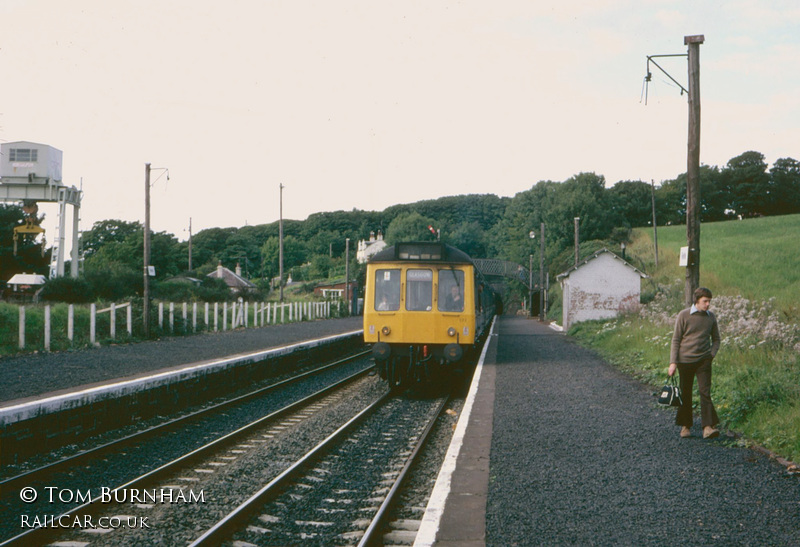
0, 351, 374, 545
1, 350, 371, 490
3, 377, 455, 546
192, 393, 450, 546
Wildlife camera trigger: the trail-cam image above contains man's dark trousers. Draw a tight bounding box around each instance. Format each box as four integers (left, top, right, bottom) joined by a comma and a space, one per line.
676, 358, 719, 427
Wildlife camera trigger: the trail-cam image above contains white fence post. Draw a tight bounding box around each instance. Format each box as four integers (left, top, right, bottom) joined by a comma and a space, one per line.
205, 302, 210, 330
18, 306, 25, 350
182, 302, 188, 332
159, 302, 164, 330
281, 303, 285, 323
127, 304, 132, 336
68, 304, 74, 342
192, 302, 197, 332
214, 302, 219, 331
90, 303, 96, 345
44, 305, 51, 351
223, 302, 228, 331
244, 301, 249, 328
169, 302, 175, 332
261, 302, 265, 325
110, 303, 116, 339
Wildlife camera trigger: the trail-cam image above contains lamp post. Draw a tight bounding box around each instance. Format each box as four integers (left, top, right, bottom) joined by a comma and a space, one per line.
528, 230, 535, 317
539, 222, 546, 322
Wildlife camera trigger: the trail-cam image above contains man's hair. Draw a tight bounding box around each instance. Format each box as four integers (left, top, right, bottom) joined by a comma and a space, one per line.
694, 287, 713, 302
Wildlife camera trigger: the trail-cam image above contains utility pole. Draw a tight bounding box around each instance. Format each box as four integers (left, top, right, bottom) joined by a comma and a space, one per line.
279, 183, 284, 302
651, 179, 659, 267
685, 35, 704, 307
573, 217, 580, 267
144, 163, 151, 338
539, 222, 546, 321
528, 253, 533, 317
188, 217, 193, 272
345, 237, 350, 314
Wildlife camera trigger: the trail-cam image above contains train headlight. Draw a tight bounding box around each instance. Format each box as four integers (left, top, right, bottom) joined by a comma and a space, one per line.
381, 325, 391, 336
447, 327, 457, 337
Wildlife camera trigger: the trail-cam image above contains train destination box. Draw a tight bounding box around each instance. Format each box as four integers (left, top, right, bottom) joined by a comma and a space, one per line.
1, 141, 63, 183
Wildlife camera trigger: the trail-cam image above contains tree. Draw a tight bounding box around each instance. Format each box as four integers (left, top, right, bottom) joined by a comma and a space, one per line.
80, 219, 142, 259
720, 151, 770, 217
769, 157, 800, 215
260, 235, 306, 280
545, 172, 617, 253
608, 180, 654, 228
446, 221, 487, 258
385, 212, 438, 244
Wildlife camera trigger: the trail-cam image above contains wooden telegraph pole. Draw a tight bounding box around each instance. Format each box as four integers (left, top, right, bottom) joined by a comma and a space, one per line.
279, 183, 284, 303
144, 163, 151, 338
684, 35, 704, 307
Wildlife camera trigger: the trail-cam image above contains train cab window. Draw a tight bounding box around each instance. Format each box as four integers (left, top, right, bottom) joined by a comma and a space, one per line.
374, 269, 401, 311
438, 269, 465, 312
406, 269, 433, 311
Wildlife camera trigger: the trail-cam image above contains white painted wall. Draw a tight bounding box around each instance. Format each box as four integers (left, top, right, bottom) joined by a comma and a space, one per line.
561, 252, 642, 329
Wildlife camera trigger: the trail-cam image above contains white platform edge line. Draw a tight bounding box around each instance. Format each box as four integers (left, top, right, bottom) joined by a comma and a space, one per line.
414, 317, 498, 547
0, 330, 363, 425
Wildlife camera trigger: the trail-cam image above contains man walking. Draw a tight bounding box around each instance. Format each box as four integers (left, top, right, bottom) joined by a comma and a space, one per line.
668, 287, 721, 439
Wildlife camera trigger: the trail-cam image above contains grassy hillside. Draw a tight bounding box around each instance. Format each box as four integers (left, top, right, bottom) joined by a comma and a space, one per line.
569, 214, 800, 464
630, 214, 800, 321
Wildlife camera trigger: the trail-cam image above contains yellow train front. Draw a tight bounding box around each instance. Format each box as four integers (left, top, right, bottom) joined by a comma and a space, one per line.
363, 242, 495, 389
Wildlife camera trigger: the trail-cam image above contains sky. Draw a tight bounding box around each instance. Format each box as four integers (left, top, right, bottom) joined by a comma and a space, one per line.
1, 0, 798, 247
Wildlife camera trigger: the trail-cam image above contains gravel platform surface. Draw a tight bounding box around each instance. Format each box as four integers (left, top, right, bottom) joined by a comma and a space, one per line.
0, 317, 362, 404
486, 316, 799, 546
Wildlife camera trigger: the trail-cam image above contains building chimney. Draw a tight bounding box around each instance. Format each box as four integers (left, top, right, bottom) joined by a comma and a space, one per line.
217, 261, 223, 278
235, 262, 242, 276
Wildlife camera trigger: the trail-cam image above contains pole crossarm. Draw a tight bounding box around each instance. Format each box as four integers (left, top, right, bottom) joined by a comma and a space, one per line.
472, 259, 538, 288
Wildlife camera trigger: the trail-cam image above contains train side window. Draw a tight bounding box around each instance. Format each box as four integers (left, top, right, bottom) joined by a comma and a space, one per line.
375, 269, 401, 311
406, 269, 433, 311
438, 269, 465, 312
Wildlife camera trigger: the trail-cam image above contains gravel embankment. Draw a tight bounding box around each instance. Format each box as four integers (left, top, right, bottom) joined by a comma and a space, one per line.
486, 317, 800, 546
0, 317, 363, 404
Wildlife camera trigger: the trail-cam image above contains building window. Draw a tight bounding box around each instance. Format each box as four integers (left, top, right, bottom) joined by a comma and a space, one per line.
9, 149, 38, 162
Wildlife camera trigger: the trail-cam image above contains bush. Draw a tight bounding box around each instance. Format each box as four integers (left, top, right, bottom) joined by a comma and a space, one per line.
39, 277, 95, 303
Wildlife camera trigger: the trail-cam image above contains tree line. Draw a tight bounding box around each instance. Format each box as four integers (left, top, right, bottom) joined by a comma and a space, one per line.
1, 149, 797, 302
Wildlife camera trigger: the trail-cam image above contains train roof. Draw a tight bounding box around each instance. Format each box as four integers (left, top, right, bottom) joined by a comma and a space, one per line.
368, 242, 473, 264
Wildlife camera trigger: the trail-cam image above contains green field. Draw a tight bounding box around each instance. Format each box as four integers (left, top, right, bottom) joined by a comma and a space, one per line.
570, 214, 800, 464
632, 214, 800, 320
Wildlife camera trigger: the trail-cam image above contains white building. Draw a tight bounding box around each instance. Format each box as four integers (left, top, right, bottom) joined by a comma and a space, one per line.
356, 231, 387, 264
557, 249, 647, 330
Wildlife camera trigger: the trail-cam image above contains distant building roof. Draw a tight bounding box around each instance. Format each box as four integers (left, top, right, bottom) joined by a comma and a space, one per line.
207, 263, 256, 290
7, 273, 47, 286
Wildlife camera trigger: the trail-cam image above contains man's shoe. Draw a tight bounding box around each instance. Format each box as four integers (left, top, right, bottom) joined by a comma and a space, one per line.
703, 426, 720, 439
680, 427, 692, 438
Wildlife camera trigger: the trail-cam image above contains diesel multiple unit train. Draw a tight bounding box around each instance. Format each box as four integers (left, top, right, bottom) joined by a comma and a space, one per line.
363, 242, 497, 389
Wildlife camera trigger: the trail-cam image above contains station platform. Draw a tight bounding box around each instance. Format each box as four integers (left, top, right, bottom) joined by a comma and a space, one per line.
419, 316, 800, 546
0, 317, 363, 407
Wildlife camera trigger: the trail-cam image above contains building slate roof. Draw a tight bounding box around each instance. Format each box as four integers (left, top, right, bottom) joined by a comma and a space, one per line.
556, 248, 648, 280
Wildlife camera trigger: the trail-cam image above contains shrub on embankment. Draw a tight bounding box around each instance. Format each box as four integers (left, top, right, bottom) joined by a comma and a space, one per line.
568, 214, 800, 464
